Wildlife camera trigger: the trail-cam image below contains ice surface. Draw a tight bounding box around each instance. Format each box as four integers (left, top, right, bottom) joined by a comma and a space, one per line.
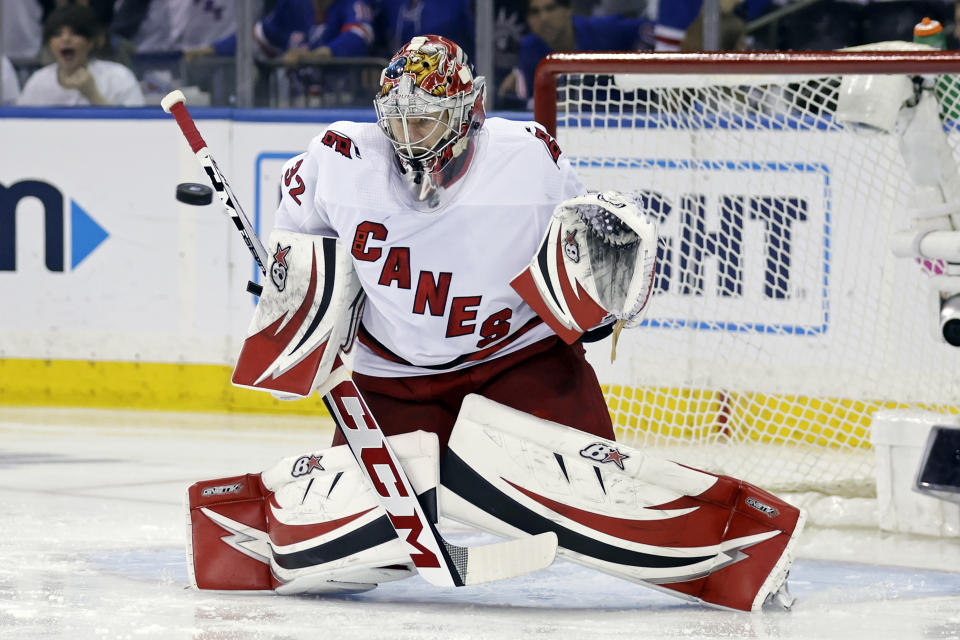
1, 407, 958, 640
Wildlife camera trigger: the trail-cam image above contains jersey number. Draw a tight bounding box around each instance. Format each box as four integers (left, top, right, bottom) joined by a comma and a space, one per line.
284, 159, 305, 205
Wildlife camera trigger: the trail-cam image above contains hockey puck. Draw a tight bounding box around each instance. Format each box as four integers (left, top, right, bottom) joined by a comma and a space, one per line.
176, 182, 213, 206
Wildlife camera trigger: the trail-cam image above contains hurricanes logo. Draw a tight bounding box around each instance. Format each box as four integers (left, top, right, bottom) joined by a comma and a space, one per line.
271, 244, 290, 291
291, 454, 324, 477
579, 443, 629, 470
563, 229, 581, 263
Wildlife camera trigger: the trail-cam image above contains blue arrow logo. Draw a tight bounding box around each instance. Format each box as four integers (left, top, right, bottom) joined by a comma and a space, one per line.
71, 200, 108, 269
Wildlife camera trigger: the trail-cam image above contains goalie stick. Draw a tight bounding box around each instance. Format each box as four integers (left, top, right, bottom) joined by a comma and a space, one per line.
320, 364, 557, 586
160, 90, 559, 587
161, 90, 269, 278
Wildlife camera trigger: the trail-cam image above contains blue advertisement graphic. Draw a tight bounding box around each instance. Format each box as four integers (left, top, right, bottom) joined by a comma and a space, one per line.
0, 180, 108, 272
71, 200, 109, 269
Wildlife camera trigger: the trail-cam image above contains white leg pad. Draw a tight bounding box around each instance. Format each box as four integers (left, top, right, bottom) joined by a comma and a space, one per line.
187, 430, 439, 594
440, 395, 805, 611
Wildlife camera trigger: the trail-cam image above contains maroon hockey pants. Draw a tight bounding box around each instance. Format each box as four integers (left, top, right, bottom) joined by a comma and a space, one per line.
334, 337, 614, 451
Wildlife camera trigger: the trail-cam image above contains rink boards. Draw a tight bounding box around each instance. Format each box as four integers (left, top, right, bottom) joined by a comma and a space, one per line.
1, 108, 957, 442
0, 107, 336, 414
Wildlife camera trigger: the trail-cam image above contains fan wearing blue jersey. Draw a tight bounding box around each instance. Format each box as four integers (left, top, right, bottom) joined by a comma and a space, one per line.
375, 0, 475, 59
508, 0, 652, 106
284, 0, 376, 65
651, 0, 703, 51
652, 0, 772, 51
186, 0, 374, 62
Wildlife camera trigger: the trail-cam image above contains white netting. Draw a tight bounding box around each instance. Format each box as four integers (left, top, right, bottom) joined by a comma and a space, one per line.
546, 63, 960, 499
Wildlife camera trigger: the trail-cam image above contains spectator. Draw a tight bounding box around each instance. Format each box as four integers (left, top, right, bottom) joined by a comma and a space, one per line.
2, 1, 44, 61
184, 0, 374, 64
652, 0, 702, 51
281, 0, 375, 65
2, 56, 22, 105
174, 0, 236, 51
375, 0, 475, 59
112, 0, 236, 56
656, 0, 763, 52
111, 0, 180, 54
18, 5, 145, 106
653, 0, 722, 51
503, 0, 652, 106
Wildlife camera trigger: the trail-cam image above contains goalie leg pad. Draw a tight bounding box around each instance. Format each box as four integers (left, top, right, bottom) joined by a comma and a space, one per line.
232, 230, 364, 398
439, 395, 805, 612
186, 431, 440, 594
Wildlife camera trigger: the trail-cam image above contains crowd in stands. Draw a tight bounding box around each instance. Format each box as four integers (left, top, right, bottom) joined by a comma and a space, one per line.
1, 0, 958, 108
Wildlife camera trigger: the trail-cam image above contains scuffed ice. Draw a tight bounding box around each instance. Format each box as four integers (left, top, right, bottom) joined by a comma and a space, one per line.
1, 408, 959, 640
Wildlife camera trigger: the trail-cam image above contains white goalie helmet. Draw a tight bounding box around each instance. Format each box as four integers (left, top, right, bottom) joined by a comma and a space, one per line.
374, 34, 486, 210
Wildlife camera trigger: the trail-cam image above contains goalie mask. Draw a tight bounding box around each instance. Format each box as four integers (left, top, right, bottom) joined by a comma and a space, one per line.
374, 34, 486, 211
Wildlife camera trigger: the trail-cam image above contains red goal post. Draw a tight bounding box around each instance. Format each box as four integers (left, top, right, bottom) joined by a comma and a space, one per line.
532, 50, 960, 509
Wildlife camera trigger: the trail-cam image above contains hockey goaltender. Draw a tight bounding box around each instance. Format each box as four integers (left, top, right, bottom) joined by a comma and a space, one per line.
183, 34, 804, 612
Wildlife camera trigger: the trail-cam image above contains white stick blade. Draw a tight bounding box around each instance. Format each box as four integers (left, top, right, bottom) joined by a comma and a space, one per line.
161, 89, 187, 113
461, 532, 558, 586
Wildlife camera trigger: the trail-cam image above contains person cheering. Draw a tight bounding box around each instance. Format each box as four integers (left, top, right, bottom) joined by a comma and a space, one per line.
18, 4, 144, 106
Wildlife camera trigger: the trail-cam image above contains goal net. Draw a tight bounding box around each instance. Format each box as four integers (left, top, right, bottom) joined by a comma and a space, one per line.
534, 51, 960, 505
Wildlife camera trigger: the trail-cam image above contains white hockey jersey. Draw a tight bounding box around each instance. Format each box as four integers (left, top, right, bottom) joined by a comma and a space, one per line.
274, 117, 585, 377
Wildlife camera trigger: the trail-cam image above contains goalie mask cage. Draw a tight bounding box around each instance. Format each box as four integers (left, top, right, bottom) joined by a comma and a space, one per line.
534, 51, 960, 512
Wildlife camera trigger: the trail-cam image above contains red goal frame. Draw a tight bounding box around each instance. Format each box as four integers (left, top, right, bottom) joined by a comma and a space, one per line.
533, 51, 960, 136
